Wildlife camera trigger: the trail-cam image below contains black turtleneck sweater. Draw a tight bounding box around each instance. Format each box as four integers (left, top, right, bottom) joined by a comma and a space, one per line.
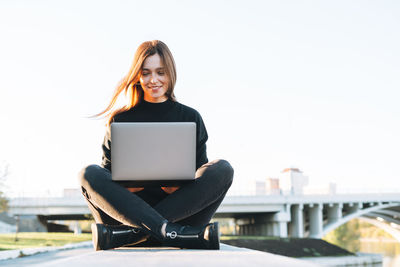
101, 99, 208, 172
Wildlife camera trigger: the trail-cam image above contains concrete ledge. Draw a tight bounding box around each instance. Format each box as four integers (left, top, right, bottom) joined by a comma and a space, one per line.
0, 241, 92, 261
2, 240, 382, 267
1, 243, 319, 267
36, 244, 319, 267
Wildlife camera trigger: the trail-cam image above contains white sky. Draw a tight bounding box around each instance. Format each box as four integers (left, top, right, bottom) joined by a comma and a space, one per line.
0, 0, 399, 197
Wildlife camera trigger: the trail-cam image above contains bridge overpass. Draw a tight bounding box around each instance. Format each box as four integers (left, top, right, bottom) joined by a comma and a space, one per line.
7, 193, 400, 240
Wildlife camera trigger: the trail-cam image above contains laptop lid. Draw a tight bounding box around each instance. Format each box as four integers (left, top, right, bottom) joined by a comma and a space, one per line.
111, 122, 196, 185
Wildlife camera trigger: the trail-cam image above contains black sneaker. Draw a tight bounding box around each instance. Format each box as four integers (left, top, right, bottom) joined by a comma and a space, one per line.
163, 222, 220, 250
91, 223, 148, 251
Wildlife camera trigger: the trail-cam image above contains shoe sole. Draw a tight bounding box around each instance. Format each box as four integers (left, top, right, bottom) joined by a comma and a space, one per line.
91, 223, 102, 251
209, 222, 220, 250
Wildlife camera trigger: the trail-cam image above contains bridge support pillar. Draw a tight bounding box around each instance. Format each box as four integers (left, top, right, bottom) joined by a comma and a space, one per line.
267, 206, 290, 237
327, 203, 343, 224
234, 208, 290, 237
235, 218, 254, 236
269, 221, 288, 237
253, 211, 289, 237
290, 204, 304, 237
309, 203, 323, 238
73, 221, 82, 234
349, 202, 362, 213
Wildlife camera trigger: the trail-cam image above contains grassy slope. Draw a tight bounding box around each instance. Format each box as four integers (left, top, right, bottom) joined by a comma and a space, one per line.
221, 236, 354, 258
0, 232, 92, 251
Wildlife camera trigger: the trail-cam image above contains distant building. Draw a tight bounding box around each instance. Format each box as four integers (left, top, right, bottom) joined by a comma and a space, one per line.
266, 178, 280, 195
255, 177, 280, 195
279, 168, 309, 195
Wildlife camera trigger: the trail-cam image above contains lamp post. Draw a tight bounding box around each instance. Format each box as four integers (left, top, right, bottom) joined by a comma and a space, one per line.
14, 215, 19, 242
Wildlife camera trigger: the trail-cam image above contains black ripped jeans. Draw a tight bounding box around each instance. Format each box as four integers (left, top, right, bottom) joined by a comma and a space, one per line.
78, 159, 233, 241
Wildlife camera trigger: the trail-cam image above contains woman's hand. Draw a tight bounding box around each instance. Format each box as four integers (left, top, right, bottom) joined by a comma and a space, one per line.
126, 187, 180, 194
161, 186, 180, 194
126, 187, 144, 193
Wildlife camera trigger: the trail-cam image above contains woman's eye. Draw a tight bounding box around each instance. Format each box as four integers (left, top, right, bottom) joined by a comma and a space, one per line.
142, 73, 149, 76
158, 72, 165, 75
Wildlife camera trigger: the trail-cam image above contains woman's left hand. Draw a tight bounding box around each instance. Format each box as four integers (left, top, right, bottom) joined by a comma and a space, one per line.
126, 187, 144, 193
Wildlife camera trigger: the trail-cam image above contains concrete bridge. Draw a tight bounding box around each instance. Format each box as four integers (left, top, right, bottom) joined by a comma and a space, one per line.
7, 193, 400, 240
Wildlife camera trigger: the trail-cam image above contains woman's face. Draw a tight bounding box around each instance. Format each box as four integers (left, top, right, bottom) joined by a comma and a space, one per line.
139, 53, 169, 103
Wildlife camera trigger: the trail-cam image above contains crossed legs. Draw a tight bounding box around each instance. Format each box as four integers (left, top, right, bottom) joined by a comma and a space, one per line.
79, 159, 233, 241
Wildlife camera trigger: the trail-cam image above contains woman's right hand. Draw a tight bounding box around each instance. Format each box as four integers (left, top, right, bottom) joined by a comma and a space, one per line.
161, 186, 180, 194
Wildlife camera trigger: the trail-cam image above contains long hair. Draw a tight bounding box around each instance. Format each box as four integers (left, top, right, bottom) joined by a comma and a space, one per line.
95, 40, 177, 125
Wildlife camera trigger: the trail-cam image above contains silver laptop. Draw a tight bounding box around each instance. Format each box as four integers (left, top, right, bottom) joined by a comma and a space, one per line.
111, 122, 196, 185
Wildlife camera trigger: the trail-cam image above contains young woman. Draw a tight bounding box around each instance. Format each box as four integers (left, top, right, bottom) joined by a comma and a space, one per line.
79, 40, 234, 250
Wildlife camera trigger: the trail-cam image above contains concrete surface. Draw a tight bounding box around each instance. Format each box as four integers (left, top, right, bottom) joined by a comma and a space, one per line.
303, 252, 383, 266
1, 243, 320, 267
0, 240, 92, 261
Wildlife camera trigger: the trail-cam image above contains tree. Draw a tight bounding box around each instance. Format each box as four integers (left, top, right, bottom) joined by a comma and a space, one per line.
323, 218, 361, 252
0, 163, 9, 212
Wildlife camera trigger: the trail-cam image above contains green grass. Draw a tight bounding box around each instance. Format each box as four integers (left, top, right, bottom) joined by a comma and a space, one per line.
0, 232, 92, 251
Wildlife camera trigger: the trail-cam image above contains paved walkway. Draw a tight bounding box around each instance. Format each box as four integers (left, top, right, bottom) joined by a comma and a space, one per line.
2, 243, 320, 267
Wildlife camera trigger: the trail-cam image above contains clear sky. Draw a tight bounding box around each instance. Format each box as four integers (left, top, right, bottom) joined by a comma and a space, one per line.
0, 0, 399, 197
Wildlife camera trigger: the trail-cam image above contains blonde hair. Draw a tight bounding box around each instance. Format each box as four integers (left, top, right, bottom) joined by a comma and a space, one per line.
95, 40, 177, 125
